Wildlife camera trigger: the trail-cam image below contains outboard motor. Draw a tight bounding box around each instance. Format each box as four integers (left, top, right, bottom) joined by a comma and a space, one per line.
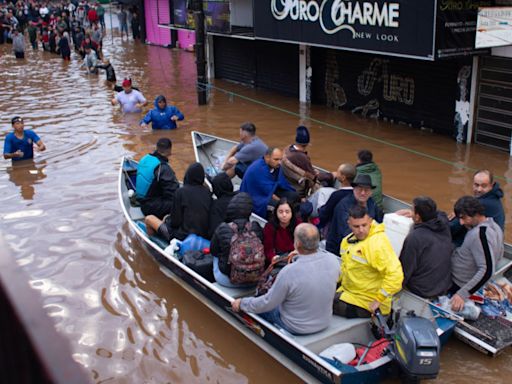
375, 310, 441, 382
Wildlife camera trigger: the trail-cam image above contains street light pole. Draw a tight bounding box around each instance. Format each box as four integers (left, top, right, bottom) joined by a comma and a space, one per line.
191, 0, 207, 105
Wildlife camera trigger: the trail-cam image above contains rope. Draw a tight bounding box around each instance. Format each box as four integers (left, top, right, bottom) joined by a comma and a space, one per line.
196, 81, 509, 183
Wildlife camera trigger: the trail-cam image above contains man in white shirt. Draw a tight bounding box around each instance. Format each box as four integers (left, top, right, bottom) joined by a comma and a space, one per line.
111, 78, 147, 113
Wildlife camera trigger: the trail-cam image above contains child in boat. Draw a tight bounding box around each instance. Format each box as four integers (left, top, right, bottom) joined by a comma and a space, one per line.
263, 198, 301, 264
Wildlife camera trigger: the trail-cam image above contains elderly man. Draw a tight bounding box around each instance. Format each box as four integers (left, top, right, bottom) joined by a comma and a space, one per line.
222, 122, 268, 179
240, 147, 298, 219
232, 223, 340, 335
450, 169, 505, 246
450, 196, 504, 312
3, 116, 46, 162
400, 197, 453, 298
326, 174, 383, 255
111, 78, 147, 113
333, 206, 403, 318
136, 138, 179, 219
356, 149, 383, 208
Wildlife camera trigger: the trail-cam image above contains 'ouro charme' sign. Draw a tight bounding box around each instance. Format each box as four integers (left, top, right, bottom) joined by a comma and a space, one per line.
254, 0, 437, 59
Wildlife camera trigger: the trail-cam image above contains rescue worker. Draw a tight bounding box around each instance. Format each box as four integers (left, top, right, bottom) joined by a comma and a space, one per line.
333, 205, 403, 318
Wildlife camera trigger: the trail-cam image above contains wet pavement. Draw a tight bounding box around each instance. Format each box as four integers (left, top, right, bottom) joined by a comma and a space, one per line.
1, 17, 511, 384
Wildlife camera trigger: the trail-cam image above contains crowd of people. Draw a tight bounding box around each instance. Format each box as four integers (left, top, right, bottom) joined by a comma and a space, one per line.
129, 123, 506, 336
0, 1, 140, 61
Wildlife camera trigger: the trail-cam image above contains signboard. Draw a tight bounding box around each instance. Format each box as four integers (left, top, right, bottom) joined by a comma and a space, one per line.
205, 0, 231, 33
173, 0, 195, 29
476, 7, 512, 48
435, 0, 493, 58
253, 0, 437, 60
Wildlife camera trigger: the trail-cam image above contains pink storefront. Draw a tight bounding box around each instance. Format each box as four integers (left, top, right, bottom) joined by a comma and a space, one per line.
144, 0, 172, 46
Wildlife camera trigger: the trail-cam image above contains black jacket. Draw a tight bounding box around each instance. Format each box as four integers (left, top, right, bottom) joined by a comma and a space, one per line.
139, 151, 180, 219
169, 163, 212, 240
400, 212, 453, 298
208, 172, 236, 238
210, 192, 263, 276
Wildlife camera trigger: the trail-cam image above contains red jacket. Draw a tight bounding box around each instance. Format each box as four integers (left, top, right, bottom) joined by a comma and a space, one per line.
88, 9, 98, 23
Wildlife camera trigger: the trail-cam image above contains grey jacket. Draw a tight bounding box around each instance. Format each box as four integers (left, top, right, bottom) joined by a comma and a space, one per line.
451, 218, 504, 299
241, 250, 340, 335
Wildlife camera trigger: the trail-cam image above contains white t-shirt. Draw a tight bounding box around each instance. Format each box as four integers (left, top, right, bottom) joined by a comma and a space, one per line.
115, 90, 146, 113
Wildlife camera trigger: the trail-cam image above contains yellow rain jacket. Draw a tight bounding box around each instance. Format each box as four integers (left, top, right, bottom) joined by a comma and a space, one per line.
337, 221, 404, 314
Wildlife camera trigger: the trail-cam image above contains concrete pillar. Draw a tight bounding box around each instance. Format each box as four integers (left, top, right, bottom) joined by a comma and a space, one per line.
467, 56, 479, 145
299, 44, 311, 103
206, 34, 215, 81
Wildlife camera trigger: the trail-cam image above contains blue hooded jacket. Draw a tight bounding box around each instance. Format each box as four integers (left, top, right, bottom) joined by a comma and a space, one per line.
140, 95, 184, 129
240, 157, 294, 218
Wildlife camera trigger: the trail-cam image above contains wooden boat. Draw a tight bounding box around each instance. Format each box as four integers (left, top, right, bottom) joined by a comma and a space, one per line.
119, 156, 457, 383
191, 130, 512, 357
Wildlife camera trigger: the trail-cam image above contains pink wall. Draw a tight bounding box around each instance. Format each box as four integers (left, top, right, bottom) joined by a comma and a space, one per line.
177, 30, 196, 51
144, 0, 172, 47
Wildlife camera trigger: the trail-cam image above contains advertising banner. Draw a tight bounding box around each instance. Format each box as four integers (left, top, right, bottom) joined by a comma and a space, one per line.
173, 0, 195, 29
253, 0, 437, 60
435, 0, 492, 58
205, 0, 231, 33
476, 7, 512, 48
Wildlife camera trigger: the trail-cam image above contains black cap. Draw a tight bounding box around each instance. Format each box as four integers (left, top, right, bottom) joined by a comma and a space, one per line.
156, 138, 172, 151
351, 174, 376, 189
11, 116, 23, 125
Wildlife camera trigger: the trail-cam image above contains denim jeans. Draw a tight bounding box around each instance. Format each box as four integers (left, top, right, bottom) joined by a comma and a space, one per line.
259, 307, 296, 335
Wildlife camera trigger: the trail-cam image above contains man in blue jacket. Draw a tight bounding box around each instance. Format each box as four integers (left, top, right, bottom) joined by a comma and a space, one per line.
136, 138, 180, 219
140, 95, 184, 130
450, 169, 505, 246
240, 147, 297, 219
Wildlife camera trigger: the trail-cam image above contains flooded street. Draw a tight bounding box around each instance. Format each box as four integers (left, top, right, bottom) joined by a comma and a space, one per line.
1, 20, 512, 383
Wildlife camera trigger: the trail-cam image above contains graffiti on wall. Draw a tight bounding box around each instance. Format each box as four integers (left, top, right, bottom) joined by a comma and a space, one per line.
325, 51, 347, 109
454, 65, 471, 143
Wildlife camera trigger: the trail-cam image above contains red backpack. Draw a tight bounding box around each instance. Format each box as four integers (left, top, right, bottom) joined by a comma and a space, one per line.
228, 222, 265, 284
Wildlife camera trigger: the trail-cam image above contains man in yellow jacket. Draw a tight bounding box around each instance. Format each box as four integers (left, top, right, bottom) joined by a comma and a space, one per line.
333, 205, 404, 318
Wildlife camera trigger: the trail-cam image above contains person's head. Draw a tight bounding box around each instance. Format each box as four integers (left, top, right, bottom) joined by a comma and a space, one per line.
347, 205, 372, 241
295, 125, 310, 147
472, 170, 494, 197
122, 78, 132, 93
264, 147, 283, 170
156, 137, 172, 158
239, 122, 256, 142
155, 95, 167, 109
226, 192, 253, 221
294, 223, 320, 254
351, 174, 374, 205
272, 198, 297, 230
357, 149, 373, 164
11, 116, 24, 133
211, 172, 234, 199
336, 163, 356, 186
85, 46, 91, 54
454, 195, 486, 229
412, 196, 437, 224
183, 162, 205, 186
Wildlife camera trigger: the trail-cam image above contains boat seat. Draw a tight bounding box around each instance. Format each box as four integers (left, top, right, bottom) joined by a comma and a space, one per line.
292, 316, 370, 348
130, 206, 145, 221
496, 256, 512, 275
212, 282, 256, 298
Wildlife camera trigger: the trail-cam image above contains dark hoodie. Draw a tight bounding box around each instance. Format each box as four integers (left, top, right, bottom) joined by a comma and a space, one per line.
400, 212, 453, 298
169, 163, 212, 240
208, 172, 236, 238
450, 182, 505, 246
210, 192, 263, 276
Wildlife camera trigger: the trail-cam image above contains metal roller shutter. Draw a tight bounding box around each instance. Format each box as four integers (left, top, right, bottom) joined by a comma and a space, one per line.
475, 56, 512, 151
214, 36, 256, 86
311, 47, 470, 136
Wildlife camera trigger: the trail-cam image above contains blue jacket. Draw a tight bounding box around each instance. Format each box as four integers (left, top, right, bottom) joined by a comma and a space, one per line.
326, 194, 383, 255
450, 182, 505, 246
140, 96, 184, 130
240, 157, 294, 218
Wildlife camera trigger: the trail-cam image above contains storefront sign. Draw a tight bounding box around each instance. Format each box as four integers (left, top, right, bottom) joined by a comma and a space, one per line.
205, 0, 231, 33
476, 7, 512, 48
254, 0, 437, 59
435, 0, 492, 58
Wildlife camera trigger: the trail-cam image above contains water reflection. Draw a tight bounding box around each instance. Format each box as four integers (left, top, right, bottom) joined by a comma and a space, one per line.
6, 160, 47, 200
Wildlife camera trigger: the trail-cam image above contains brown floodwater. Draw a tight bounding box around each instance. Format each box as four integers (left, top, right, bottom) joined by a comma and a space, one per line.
1, 21, 511, 384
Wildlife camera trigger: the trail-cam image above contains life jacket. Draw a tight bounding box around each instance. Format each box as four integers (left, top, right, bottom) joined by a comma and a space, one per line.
136, 154, 161, 199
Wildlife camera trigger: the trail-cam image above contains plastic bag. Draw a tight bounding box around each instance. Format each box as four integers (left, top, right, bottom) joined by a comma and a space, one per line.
437, 295, 481, 321
319, 343, 356, 364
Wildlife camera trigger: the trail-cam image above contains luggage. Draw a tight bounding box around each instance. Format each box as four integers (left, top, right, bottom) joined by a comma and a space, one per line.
182, 250, 215, 282
228, 222, 265, 284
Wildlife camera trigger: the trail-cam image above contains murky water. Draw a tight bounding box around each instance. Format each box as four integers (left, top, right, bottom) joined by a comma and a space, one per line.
1, 16, 511, 383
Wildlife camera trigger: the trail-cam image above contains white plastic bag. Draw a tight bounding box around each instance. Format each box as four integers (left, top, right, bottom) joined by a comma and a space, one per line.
319, 343, 356, 364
